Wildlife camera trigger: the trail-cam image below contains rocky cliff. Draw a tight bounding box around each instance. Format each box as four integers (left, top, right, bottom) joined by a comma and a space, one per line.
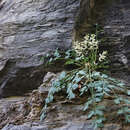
75, 0, 130, 86
0, 0, 130, 129
1, 0, 129, 97
0, 0, 80, 97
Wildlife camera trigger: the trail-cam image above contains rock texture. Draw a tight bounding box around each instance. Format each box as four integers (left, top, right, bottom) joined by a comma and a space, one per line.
1, 72, 129, 130
102, 0, 130, 85
2, 123, 124, 130
0, 0, 130, 129
75, 0, 130, 86
0, 0, 80, 97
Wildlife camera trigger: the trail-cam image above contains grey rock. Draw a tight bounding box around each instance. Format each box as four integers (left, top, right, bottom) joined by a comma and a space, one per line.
0, 0, 80, 97
42, 72, 57, 84
2, 123, 93, 130
2, 122, 122, 130
2, 124, 49, 130
75, 0, 130, 85
32, 126, 49, 130
2, 124, 31, 130
54, 122, 93, 130
38, 72, 57, 93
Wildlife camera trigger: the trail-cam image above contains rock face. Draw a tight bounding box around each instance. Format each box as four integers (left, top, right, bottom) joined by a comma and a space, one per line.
2, 123, 124, 130
102, 0, 130, 85
75, 0, 130, 86
1, 72, 129, 130
0, 0, 80, 97
0, 0, 130, 129
0, 0, 129, 96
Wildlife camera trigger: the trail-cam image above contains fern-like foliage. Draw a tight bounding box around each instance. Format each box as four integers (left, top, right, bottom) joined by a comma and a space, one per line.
40, 34, 130, 129
40, 69, 130, 128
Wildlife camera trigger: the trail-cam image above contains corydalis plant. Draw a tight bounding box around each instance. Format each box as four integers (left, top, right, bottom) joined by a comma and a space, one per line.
42, 34, 108, 70
73, 34, 108, 70
73, 34, 99, 56
40, 34, 130, 129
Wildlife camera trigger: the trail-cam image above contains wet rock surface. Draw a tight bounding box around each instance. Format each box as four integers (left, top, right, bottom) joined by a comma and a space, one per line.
1, 91, 128, 130
0, 72, 130, 130
1, 95, 129, 130
0, 0, 80, 97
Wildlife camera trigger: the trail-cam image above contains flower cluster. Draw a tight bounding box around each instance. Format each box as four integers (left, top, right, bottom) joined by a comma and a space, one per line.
99, 51, 107, 62
73, 34, 99, 56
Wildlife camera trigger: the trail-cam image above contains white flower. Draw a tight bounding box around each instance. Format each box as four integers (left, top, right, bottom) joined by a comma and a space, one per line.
99, 51, 107, 62
84, 35, 89, 40
73, 34, 99, 56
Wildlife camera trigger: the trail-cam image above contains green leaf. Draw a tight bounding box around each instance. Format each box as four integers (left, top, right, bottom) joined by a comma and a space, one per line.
54, 49, 60, 57
67, 83, 72, 93
73, 75, 83, 83
88, 82, 95, 88
117, 82, 125, 87
92, 71, 100, 77
65, 50, 71, 59
97, 122, 104, 128
117, 109, 124, 115
78, 70, 86, 75
108, 85, 116, 89
104, 91, 110, 96
96, 105, 105, 110
48, 95, 53, 102
95, 109, 103, 116
124, 99, 130, 104
87, 111, 95, 119
75, 57, 81, 61
83, 99, 93, 111
65, 60, 75, 65
96, 119, 104, 124
125, 115, 130, 123
95, 93, 104, 97
80, 86, 88, 96
95, 97, 102, 102
40, 112, 46, 121
59, 71, 66, 80
45, 98, 50, 104
52, 80, 60, 87
72, 83, 78, 90
67, 89, 75, 100
104, 87, 111, 92
101, 74, 108, 78
46, 53, 50, 57
49, 87, 57, 94
49, 58, 53, 62
127, 90, 130, 96
40, 57, 44, 62
93, 123, 98, 130
96, 87, 103, 92
114, 98, 120, 104
123, 107, 130, 113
